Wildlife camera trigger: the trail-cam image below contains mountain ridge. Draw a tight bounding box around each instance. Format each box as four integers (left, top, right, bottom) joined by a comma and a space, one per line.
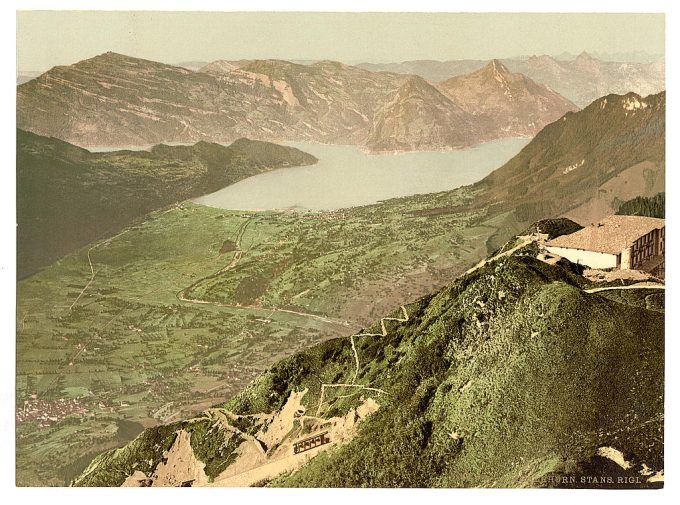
437, 60, 579, 137
358, 54, 664, 107
365, 75, 486, 152
17, 51, 576, 152
17, 130, 317, 278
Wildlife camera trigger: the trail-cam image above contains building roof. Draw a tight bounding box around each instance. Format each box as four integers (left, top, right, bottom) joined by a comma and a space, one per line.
546, 215, 665, 255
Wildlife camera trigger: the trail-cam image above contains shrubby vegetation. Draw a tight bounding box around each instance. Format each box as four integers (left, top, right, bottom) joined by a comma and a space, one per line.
616, 192, 665, 218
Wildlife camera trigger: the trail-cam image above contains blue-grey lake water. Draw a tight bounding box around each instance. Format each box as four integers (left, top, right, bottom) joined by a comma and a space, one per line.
193, 138, 529, 211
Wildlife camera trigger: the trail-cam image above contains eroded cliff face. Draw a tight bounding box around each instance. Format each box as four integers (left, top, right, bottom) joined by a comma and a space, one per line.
17, 53, 404, 148
78, 389, 380, 487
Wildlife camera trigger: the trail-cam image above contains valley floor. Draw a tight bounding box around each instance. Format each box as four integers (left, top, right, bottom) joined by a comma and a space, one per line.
16, 186, 507, 486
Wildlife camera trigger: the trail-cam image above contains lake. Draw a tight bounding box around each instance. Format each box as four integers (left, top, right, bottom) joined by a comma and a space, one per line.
194, 138, 530, 211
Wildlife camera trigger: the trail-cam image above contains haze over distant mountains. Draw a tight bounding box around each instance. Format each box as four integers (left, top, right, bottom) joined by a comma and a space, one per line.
358, 52, 664, 107
18, 52, 577, 152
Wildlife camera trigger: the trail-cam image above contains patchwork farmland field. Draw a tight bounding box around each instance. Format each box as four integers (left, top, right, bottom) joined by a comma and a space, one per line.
17, 187, 503, 485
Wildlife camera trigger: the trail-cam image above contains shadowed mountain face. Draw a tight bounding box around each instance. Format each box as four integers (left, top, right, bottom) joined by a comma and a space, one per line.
16, 130, 317, 278
437, 60, 579, 138
17, 52, 576, 152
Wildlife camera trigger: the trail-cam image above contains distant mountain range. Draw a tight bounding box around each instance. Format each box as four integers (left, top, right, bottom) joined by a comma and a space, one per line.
358, 52, 664, 107
507, 52, 665, 108
17, 130, 316, 278
17, 52, 577, 152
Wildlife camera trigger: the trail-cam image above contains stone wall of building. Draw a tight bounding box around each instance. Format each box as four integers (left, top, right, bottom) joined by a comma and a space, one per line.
544, 246, 619, 269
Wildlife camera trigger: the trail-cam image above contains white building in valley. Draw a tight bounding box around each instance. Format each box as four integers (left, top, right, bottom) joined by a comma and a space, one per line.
545, 215, 665, 271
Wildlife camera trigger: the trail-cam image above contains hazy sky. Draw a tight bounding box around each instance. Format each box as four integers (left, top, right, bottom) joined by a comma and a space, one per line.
17, 11, 664, 71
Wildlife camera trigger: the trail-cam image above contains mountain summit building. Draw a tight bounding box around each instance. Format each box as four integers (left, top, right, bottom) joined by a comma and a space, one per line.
545, 215, 665, 272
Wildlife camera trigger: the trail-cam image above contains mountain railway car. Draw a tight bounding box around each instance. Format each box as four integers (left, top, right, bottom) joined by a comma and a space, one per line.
293, 431, 331, 454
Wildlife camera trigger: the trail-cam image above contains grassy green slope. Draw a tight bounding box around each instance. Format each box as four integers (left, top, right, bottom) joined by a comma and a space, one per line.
74, 244, 664, 488
17, 129, 317, 278
274, 256, 664, 488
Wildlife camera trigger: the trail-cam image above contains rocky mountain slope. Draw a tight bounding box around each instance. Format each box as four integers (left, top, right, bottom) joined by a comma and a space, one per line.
17, 52, 288, 147
73, 225, 664, 488
17, 129, 316, 278
16, 53, 407, 148
17, 52, 576, 152
437, 60, 578, 138
477, 91, 665, 228
366, 61, 579, 152
366, 75, 485, 152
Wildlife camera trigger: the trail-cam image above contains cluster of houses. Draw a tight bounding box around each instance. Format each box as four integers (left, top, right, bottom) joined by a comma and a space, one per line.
544, 215, 665, 277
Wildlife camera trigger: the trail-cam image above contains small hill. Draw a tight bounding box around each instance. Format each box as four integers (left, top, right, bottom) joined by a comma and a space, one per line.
198, 60, 247, 74
437, 60, 578, 138
73, 236, 664, 488
17, 130, 317, 277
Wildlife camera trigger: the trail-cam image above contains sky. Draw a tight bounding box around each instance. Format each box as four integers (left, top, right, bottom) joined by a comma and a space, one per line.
17, 11, 665, 72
